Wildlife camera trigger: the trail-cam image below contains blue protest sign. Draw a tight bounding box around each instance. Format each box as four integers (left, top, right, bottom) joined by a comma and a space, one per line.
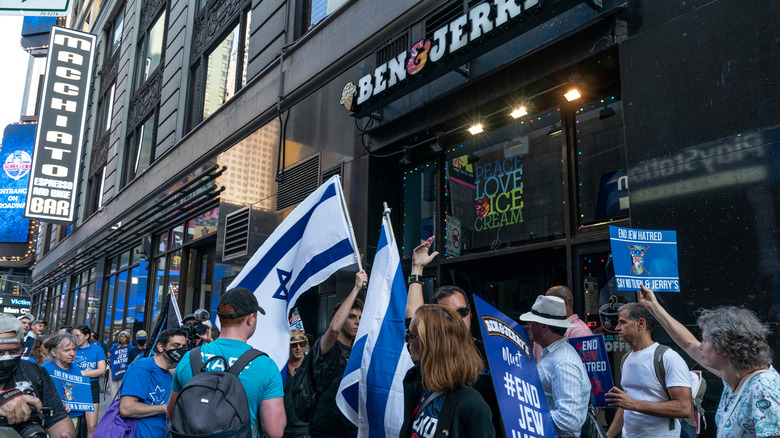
109, 345, 130, 379
42, 363, 95, 413
609, 226, 680, 292
473, 295, 557, 438
568, 334, 614, 407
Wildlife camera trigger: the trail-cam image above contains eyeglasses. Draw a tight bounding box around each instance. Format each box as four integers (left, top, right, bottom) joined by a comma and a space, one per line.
291, 342, 306, 349
404, 330, 419, 343
455, 306, 470, 318
0, 347, 23, 356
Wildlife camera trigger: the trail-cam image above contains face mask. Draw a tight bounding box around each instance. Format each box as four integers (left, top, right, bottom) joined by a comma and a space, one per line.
137, 340, 146, 347
165, 347, 188, 364
0, 355, 21, 382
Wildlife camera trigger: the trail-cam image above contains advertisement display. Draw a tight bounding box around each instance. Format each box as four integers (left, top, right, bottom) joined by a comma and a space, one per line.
609, 226, 680, 292
0, 124, 35, 242
473, 295, 557, 438
25, 26, 96, 224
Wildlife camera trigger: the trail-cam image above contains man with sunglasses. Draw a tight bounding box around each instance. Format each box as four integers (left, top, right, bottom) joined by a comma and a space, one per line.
0, 314, 74, 437
405, 236, 504, 437
283, 329, 309, 438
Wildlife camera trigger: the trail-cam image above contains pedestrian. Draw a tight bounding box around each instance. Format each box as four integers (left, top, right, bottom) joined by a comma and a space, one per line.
400, 304, 495, 438
119, 328, 187, 438
127, 330, 148, 364
605, 302, 692, 438
308, 271, 366, 438
43, 333, 91, 437
638, 286, 780, 437
283, 329, 309, 438
520, 295, 591, 438
72, 325, 106, 438
23, 318, 46, 357
532, 285, 593, 362
28, 334, 50, 364
168, 287, 285, 437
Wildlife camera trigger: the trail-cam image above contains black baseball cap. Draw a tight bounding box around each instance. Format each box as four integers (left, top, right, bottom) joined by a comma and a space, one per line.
217, 287, 265, 319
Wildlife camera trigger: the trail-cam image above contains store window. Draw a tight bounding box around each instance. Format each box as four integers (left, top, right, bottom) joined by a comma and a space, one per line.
124, 114, 156, 184
298, 0, 348, 35
442, 107, 565, 257
107, 9, 124, 61
102, 246, 148, 348
69, 268, 98, 327
136, 10, 166, 90
202, 13, 251, 119
94, 84, 115, 142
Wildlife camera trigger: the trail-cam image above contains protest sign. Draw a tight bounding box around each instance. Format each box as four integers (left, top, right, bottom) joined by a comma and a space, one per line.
473, 295, 557, 438
609, 226, 680, 292
42, 363, 95, 413
109, 345, 130, 379
569, 334, 614, 407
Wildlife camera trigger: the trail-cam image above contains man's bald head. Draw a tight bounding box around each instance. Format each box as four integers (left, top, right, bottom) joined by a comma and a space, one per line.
545, 285, 574, 316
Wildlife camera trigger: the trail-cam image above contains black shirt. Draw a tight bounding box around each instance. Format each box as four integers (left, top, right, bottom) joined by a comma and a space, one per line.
2, 360, 69, 430
308, 338, 357, 438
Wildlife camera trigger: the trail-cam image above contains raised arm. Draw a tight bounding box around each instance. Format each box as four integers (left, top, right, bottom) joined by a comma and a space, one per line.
320, 270, 367, 356
406, 236, 438, 318
638, 286, 719, 376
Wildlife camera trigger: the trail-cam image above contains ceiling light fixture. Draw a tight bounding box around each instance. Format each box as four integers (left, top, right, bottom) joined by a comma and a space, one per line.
468, 124, 483, 135
510, 106, 528, 119
564, 89, 581, 101
430, 132, 445, 153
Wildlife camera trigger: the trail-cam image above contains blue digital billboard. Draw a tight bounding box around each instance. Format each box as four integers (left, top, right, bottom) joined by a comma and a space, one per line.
0, 123, 35, 243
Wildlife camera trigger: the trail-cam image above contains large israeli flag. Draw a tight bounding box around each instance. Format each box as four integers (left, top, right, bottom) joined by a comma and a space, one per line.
228, 175, 359, 371
336, 215, 413, 437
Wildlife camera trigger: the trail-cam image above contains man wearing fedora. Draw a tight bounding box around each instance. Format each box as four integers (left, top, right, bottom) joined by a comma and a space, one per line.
520, 295, 591, 438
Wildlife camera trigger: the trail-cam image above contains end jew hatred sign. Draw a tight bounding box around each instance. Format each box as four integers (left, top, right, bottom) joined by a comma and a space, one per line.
569, 335, 614, 407
25, 27, 96, 224
609, 226, 680, 292
473, 295, 557, 438
109, 346, 130, 379
46, 365, 95, 412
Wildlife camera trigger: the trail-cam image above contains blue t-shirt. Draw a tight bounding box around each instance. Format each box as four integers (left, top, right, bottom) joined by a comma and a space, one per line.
172, 338, 284, 433
42, 361, 93, 417
74, 343, 106, 382
121, 357, 172, 438
411, 389, 447, 438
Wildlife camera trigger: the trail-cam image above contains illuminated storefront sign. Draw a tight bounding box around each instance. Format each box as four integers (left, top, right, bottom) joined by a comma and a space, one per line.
340, 0, 601, 117
25, 27, 96, 224
0, 124, 35, 242
473, 154, 524, 232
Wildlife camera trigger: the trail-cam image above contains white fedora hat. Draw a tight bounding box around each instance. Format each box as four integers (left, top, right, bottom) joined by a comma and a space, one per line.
519, 295, 575, 328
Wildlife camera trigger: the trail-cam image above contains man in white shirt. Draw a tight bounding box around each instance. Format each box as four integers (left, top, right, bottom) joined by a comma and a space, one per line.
605, 302, 692, 438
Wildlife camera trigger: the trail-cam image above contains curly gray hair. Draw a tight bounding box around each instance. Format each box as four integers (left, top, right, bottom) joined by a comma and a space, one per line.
697, 306, 772, 369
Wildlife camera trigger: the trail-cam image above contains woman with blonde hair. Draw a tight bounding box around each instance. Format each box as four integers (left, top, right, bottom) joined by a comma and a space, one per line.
400, 304, 495, 438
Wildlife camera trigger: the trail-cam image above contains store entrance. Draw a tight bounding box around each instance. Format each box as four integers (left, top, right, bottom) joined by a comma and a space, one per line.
179, 240, 216, 317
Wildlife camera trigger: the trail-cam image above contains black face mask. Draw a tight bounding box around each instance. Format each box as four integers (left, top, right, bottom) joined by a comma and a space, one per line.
137, 340, 146, 347
165, 347, 188, 364
0, 356, 21, 382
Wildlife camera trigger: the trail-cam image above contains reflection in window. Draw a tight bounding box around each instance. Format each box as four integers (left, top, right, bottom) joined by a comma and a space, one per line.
202, 12, 251, 119
108, 11, 124, 60
575, 95, 627, 227
401, 162, 436, 259
151, 256, 166, 324
186, 208, 218, 243
125, 115, 155, 183
136, 10, 166, 89
94, 84, 115, 140
442, 108, 565, 257
217, 119, 278, 209
126, 263, 148, 333
304, 0, 348, 32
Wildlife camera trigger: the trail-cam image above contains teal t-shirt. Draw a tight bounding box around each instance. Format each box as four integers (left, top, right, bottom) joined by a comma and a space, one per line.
172, 338, 284, 432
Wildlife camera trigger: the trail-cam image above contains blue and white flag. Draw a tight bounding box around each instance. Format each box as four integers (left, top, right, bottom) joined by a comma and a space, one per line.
228, 175, 359, 371
336, 215, 413, 437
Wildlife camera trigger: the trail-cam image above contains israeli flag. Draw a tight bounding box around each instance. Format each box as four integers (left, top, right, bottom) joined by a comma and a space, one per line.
228, 175, 359, 371
336, 215, 413, 437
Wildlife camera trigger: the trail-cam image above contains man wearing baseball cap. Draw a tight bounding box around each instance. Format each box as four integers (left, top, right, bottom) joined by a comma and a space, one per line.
520, 295, 591, 438
0, 314, 74, 437
128, 330, 148, 364
168, 287, 286, 437
22, 319, 46, 358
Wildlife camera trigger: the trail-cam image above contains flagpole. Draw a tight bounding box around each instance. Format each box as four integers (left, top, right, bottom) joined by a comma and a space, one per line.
382, 202, 395, 239
335, 175, 363, 272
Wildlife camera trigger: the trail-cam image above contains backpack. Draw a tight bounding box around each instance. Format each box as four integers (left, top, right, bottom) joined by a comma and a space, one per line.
170, 346, 265, 438
620, 345, 707, 435
289, 351, 338, 422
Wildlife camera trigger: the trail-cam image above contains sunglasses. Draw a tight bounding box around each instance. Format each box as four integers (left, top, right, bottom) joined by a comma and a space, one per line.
455, 306, 470, 318
404, 330, 419, 343
291, 342, 306, 348
0, 347, 23, 356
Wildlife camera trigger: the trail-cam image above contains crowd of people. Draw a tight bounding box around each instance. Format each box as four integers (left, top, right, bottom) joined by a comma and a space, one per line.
0, 238, 777, 437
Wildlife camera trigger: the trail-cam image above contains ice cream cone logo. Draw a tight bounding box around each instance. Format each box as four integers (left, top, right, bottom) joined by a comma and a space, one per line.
340, 82, 357, 111
63, 381, 75, 400
628, 245, 650, 275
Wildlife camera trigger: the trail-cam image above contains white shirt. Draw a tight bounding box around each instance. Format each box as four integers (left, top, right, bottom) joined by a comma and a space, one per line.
620, 343, 691, 438
537, 337, 591, 437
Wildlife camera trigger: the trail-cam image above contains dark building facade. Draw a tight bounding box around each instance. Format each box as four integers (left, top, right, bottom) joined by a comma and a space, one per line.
29, 0, 778, 435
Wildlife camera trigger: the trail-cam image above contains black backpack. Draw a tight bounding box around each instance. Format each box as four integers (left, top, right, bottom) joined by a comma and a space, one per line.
289, 351, 337, 422
171, 346, 265, 438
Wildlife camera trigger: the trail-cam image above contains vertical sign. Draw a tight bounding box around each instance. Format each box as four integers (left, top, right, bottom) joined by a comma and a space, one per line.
473, 295, 558, 438
24, 26, 95, 224
609, 226, 680, 292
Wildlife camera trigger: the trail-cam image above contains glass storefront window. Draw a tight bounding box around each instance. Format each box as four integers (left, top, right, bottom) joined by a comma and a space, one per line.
401, 162, 436, 259
442, 107, 564, 257
126, 263, 148, 333
171, 225, 184, 248
86, 281, 100, 329
152, 256, 166, 324
155, 231, 168, 255
575, 95, 627, 227
168, 249, 182, 300
119, 250, 130, 270
102, 275, 115, 348
113, 271, 127, 338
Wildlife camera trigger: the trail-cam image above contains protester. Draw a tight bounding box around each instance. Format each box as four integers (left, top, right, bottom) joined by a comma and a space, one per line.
638, 286, 780, 437
89, 332, 100, 347
23, 319, 46, 357
400, 304, 494, 437
107, 330, 132, 399
604, 302, 692, 438
405, 236, 503, 435
0, 314, 74, 437
119, 328, 187, 438
17, 314, 31, 339
308, 271, 367, 438
283, 329, 309, 438
43, 333, 90, 437
127, 330, 147, 364
72, 325, 106, 438
168, 287, 285, 437
59, 325, 74, 334
520, 295, 591, 437
532, 285, 593, 362
181, 308, 213, 347
28, 334, 50, 364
